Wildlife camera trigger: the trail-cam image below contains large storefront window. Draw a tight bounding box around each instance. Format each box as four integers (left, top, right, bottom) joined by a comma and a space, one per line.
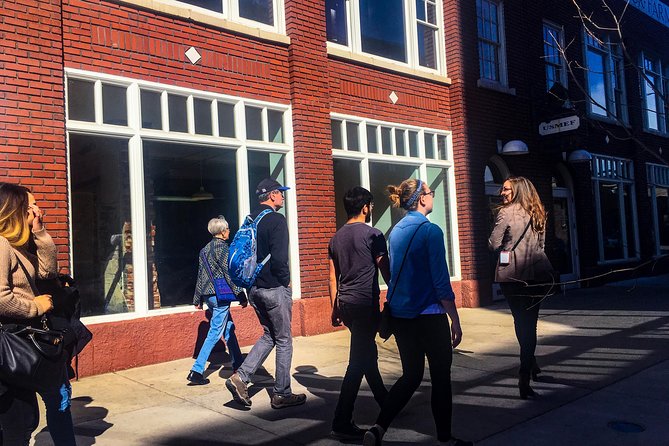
331, 115, 459, 278
647, 163, 669, 256
66, 70, 294, 319
592, 154, 639, 262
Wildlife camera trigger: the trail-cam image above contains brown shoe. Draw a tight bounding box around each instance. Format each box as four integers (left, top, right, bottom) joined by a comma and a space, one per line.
270, 392, 306, 409
226, 373, 251, 406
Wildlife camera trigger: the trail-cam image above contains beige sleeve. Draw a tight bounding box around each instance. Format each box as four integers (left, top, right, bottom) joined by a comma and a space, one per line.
0, 237, 40, 319
488, 207, 509, 251
33, 228, 58, 279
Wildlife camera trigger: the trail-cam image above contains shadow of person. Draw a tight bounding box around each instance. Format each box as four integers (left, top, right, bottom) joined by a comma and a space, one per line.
34, 396, 113, 446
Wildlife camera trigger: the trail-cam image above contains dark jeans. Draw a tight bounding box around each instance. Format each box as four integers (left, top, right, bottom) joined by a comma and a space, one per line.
0, 386, 39, 446
332, 301, 387, 429
376, 314, 453, 442
501, 283, 544, 375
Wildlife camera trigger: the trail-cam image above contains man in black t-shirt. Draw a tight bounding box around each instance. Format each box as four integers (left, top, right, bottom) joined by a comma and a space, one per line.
329, 186, 390, 441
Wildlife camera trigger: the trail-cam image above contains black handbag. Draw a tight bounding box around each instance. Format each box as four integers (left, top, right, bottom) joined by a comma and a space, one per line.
379, 221, 428, 341
0, 322, 66, 393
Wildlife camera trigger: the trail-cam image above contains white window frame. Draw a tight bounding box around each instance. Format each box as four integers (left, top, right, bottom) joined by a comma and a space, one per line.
542, 21, 567, 91
118, 0, 286, 39
476, 0, 509, 90
325, 0, 448, 77
330, 113, 461, 280
640, 52, 668, 135
647, 163, 669, 256
65, 68, 298, 324
591, 154, 639, 264
583, 31, 628, 124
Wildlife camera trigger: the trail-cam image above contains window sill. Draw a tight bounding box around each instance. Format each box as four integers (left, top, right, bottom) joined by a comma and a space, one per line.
477, 79, 516, 95
586, 112, 629, 127
642, 127, 669, 138
327, 44, 451, 85
117, 0, 290, 46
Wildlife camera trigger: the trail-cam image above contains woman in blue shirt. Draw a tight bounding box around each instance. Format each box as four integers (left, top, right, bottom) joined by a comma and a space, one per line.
363, 179, 471, 446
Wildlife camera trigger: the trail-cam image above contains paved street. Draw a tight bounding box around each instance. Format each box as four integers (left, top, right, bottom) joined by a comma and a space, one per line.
33, 275, 669, 445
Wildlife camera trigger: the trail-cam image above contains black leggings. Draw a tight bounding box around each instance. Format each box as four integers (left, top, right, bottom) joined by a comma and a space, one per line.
0, 386, 39, 446
375, 314, 453, 442
501, 283, 544, 375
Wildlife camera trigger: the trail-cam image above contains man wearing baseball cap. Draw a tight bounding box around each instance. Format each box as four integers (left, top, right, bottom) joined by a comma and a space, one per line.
226, 178, 306, 409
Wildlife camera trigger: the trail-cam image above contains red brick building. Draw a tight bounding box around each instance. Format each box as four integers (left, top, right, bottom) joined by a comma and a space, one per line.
2, 0, 668, 376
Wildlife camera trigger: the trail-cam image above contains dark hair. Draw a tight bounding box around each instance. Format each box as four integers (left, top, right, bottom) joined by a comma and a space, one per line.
343, 186, 373, 218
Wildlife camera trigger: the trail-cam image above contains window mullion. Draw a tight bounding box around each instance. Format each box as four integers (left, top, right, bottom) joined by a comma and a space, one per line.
94, 80, 103, 125
160, 91, 169, 131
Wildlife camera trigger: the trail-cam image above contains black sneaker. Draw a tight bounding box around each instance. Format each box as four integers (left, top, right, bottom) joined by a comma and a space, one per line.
330, 422, 365, 441
363, 426, 383, 446
270, 392, 306, 409
225, 373, 251, 406
186, 370, 209, 385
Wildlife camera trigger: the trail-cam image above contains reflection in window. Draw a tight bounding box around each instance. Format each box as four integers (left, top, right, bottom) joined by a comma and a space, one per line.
584, 32, 627, 122
70, 134, 133, 316
346, 121, 360, 151
381, 127, 392, 155
641, 54, 667, 133
360, 0, 406, 62
367, 126, 378, 153
102, 84, 128, 126
194, 98, 213, 135
180, 0, 223, 13
218, 102, 235, 137
369, 162, 418, 239
246, 107, 263, 140
476, 0, 504, 83
239, 0, 273, 25
67, 79, 95, 122
333, 158, 361, 228
247, 151, 286, 216
268, 109, 284, 143
416, 0, 438, 69
543, 22, 565, 91
325, 0, 348, 45
428, 167, 454, 269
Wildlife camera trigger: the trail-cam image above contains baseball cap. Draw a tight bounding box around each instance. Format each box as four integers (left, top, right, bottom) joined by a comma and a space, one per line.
255, 178, 290, 195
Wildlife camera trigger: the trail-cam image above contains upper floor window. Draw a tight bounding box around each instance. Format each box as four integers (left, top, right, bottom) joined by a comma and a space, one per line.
640, 53, 669, 134
177, 0, 283, 31
584, 32, 627, 123
543, 22, 567, 91
476, 0, 507, 86
325, 0, 446, 73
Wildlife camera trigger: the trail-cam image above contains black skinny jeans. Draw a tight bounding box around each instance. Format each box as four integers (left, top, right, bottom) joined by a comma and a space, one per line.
332, 301, 388, 429
501, 282, 544, 376
0, 386, 39, 446
375, 314, 453, 442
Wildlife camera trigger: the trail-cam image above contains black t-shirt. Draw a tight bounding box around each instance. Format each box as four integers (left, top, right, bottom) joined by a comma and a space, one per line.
328, 222, 388, 305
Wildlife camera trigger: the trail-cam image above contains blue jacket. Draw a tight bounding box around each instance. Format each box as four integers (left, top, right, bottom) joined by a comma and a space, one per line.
387, 211, 454, 318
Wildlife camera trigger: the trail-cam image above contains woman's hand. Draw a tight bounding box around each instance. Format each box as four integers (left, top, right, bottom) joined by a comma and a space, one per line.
29, 204, 44, 232
34, 294, 53, 315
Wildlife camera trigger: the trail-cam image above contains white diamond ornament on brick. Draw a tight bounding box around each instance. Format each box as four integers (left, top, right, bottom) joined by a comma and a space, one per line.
185, 47, 202, 65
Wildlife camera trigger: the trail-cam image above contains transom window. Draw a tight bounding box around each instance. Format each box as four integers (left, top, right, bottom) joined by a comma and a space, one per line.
584, 32, 628, 123
476, 0, 507, 86
647, 163, 669, 256
591, 154, 639, 262
543, 21, 567, 91
65, 69, 296, 320
331, 114, 459, 279
640, 52, 669, 134
325, 0, 446, 73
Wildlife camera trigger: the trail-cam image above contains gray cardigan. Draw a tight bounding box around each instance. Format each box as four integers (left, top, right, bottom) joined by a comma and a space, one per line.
488, 203, 546, 283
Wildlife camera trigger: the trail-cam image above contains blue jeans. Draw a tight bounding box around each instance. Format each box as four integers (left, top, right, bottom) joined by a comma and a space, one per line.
192, 296, 243, 373
236, 286, 293, 396
40, 379, 76, 446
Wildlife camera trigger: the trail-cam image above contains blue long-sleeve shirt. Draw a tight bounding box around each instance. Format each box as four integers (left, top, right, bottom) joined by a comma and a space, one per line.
387, 211, 454, 318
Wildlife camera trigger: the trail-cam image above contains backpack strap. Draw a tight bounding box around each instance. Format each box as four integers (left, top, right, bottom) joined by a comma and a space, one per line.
200, 249, 217, 284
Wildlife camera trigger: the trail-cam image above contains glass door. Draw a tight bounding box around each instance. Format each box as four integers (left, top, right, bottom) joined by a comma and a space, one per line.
552, 188, 579, 286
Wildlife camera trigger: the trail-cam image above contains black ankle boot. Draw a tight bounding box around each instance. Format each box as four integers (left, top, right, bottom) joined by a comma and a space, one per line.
531, 360, 541, 381
518, 373, 537, 400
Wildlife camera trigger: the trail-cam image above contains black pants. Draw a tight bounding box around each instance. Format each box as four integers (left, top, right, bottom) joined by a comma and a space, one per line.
501, 283, 544, 375
332, 301, 388, 429
0, 386, 39, 446
375, 314, 453, 442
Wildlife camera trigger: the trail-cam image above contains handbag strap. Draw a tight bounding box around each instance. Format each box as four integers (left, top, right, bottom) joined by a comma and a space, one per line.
386, 221, 428, 304
15, 254, 40, 297
511, 220, 532, 252
200, 247, 217, 284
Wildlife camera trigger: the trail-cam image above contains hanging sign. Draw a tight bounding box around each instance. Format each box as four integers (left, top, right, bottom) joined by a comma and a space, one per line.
539, 115, 580, 136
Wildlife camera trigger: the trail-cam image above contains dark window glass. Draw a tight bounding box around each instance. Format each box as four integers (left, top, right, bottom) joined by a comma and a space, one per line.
381, 127, 392, 155
586, 48, 607, 116
395, 129, 405, 156
179, 0, 223, 13
599, 182, 623, 260
239, 0, 273, 25
102, 84, 127, 126
245, 107, 263, 140
367, 126, 378, 153
194, 98, 213, 135
424, 133, 435, 158
333, 158, 361, 228
346, 122, 360, 151
141, 90, 162, 130
360, 0, 406, 62
268, 110, 283, 143
217, 102, 235, 137
623, 184, 637, 258
168, 94, 188, 133
409, 131, 419, 157
67, 79, 95, 122
331, 119, 343, 149
326, 0, 348, 45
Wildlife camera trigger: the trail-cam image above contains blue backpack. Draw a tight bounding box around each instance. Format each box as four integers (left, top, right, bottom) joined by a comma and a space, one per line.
228, 209, 273, 288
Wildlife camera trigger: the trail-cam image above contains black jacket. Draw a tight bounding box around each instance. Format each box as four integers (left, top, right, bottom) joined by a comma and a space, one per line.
251, 204, 290, 288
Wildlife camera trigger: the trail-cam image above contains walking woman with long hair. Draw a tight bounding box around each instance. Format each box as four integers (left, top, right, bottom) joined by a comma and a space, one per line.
363, 178, 471, 446
489, 176, 552, 399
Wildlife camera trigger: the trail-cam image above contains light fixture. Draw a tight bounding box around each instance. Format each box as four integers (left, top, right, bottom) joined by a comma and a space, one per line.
498, 140, 529, 155
567, 149, 592, 163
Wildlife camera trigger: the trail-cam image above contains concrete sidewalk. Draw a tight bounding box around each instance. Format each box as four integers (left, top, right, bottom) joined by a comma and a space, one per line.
32, 275, 669, 445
